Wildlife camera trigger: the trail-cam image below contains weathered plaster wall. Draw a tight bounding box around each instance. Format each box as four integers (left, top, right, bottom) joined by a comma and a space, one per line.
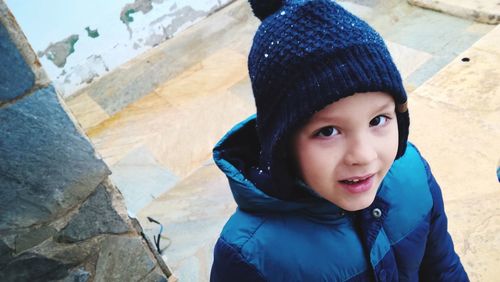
5, 0, 234, 98
0, 1, 172, 280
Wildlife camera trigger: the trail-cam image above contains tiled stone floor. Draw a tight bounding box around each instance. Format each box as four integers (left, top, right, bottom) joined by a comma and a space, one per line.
64, 0, 499, 281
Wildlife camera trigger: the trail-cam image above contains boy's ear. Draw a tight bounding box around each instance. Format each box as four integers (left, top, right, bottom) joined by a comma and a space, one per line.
397, 102, 408, 113
395, 110, 409, 159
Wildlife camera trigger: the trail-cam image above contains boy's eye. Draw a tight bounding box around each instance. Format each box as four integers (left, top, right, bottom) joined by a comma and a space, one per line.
369, 115, 389, 127
315, 126, 339, 137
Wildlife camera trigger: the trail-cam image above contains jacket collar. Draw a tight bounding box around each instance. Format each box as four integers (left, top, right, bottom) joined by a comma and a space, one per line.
213, 115, 347, 223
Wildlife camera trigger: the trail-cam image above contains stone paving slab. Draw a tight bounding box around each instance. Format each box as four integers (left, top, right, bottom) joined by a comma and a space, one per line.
109, 146, 179, 216
444, 192, 500, 281
65, 92, 110, 130
409, 0, 500, 24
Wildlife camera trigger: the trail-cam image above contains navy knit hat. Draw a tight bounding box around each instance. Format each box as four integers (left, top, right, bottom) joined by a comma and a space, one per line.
248, 0, 409, 175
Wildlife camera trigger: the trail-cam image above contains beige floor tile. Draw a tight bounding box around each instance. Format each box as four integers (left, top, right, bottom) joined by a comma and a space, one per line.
409, 92, 499, 201
145, 88, 254, 178
87, 92, 183, 167
445, 192, 500, 281
142, 48, 252, 177
470, 24, 500, 55
423, 49, 499, 114
387, 41, 433, 79
416, 25, 500, 131
155, 49, 248, 101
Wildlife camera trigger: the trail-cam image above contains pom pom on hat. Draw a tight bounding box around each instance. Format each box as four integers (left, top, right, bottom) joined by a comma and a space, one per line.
248, 0, 283, 21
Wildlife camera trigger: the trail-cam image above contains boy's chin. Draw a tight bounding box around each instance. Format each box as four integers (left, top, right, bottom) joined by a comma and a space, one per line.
337, 196, 377, 212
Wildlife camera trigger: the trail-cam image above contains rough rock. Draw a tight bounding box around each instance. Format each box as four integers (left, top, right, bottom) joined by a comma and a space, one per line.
0, 252, 71, 281
0, 20, 34, 101
94, 236, 156, 282
33, 235, 104, 266
0, 85, 110, 231
57, 184, 130, 243
14, 225, 57, 253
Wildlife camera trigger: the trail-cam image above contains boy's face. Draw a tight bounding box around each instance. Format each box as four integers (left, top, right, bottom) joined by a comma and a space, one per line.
293, 92, 399, 211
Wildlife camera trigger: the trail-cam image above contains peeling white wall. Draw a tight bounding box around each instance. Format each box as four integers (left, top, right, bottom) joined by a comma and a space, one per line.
6, 0, 233, 98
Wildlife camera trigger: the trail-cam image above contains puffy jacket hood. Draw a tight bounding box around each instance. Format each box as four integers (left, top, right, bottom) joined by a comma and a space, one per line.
213, 115, 345, 221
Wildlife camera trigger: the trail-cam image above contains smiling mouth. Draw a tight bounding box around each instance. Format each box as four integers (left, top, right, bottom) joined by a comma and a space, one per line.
338, 174, 376, 194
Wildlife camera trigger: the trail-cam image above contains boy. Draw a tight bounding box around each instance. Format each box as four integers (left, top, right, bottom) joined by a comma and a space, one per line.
210, 0, 468, 281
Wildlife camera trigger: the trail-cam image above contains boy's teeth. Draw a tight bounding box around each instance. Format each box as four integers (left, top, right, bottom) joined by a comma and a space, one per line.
343, 178, 360, 184
342, 178, 366, 184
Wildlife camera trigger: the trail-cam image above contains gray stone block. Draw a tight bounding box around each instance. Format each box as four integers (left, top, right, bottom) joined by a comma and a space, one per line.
0, 85, 110, 231
0, 253, 71, 281
58, 184, 130, 243
0, 22, 35, 102
95, 236, 156, 282
14, 225, 57, 253
33, 235, 103, 266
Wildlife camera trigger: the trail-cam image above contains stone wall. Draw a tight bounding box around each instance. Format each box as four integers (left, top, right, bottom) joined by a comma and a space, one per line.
0, 1, 172, 280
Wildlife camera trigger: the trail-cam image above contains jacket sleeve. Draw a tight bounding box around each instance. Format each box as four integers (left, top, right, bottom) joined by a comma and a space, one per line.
419, 158, 469, 281
210, 237, 266, 282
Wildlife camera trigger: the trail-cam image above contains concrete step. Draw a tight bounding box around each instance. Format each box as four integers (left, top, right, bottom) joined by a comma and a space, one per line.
409, 0, 500, 24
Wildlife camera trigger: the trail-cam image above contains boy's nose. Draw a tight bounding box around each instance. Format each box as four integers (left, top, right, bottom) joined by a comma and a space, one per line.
343, 136, 377, 166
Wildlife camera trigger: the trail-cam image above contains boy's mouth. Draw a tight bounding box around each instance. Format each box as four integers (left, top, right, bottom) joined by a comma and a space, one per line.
338, 174, 376, 194
339, 174, 373, 185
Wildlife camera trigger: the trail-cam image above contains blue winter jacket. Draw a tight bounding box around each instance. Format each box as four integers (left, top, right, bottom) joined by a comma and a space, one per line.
211, 116, 468, 282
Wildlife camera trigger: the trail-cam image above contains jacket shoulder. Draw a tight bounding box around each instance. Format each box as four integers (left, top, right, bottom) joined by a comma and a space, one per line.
380, 142, 434, 244
219, 209, 268, 250
212, 210, 268, 281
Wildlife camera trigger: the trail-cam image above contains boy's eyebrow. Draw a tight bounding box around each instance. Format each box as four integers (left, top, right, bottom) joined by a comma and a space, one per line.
311, 100, 396, 124
371, 101, 396, 114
